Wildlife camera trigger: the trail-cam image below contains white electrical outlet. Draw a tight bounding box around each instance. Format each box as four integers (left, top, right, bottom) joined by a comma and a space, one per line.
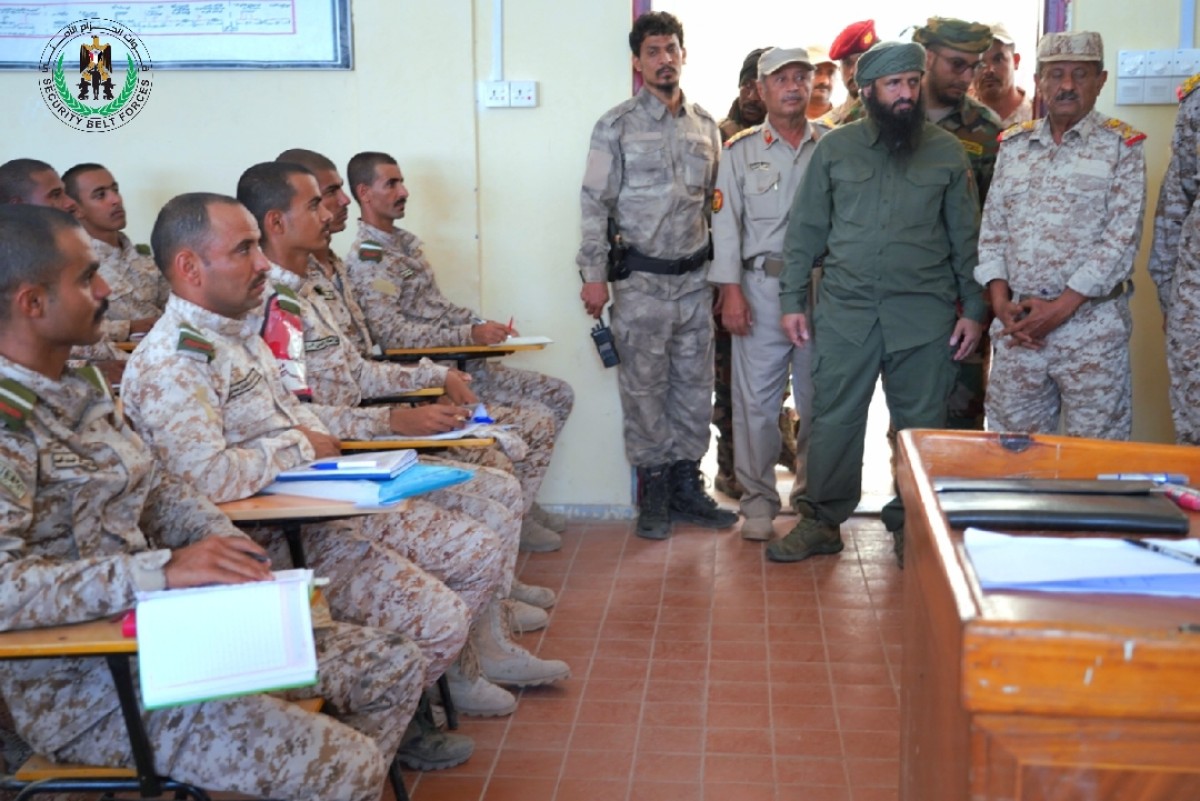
480, 80, 510, 108
510, 80, 538, 108
1117, 50, 1145, 78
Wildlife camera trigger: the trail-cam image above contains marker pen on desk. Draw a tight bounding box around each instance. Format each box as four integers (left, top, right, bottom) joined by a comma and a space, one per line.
1098, 472, 1189, 484
1162, 485, 1200, 512
1123, 537, 1200, 566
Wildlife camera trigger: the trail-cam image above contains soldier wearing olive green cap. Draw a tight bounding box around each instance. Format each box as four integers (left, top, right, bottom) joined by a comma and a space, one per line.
772, 40, 984, 567
913, 17, 1003, 205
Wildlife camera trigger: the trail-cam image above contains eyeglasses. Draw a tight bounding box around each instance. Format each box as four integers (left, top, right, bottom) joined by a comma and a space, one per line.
934, 51, 984, 76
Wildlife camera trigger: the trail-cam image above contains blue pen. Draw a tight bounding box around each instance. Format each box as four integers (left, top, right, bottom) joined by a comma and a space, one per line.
311, 462, 340, 470
471, 403, 494, 424
1098, 472, 1189, 484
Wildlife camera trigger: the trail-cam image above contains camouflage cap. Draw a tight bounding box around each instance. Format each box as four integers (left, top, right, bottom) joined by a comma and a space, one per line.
758, 47, 814, 78
1037, 31, 1103, 64
738, 47, 771, 85
989, 22, 1015, 46
829, 20, 877, 60
912, 17, 993, 54
855, 40, 927, 86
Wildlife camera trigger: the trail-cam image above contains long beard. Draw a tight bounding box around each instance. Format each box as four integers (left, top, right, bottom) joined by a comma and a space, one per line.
864, 91, 926, 156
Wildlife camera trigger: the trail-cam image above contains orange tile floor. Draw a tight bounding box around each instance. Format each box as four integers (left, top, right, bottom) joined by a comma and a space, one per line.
404, 516, 903, 801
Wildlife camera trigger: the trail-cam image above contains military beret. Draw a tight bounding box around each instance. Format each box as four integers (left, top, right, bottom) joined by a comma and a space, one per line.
758, 47, 814, 78
855, 40, 926, 86
738, 47, 770, 85
1037, 31, 1103, 64
912, 17, 993, 54
829, 20, 877, 61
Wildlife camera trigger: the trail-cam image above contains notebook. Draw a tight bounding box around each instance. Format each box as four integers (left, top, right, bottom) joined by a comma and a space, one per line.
262, 463, 475, 508
135, 569, 318, 709
275, 450, 418, 481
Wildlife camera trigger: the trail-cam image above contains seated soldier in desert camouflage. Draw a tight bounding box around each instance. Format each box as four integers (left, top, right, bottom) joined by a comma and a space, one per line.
235, 161, 569, 718
122, 194, 569, 765
342, 151, 574, 553
0, 204, 423, 801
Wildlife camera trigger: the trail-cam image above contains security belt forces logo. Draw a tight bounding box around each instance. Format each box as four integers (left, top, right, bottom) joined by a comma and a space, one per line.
39, 19, 153, 132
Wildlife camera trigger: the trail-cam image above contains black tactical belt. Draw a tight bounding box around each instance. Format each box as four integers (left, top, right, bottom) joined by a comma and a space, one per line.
625, 246, 709, 276
1014, 279, 1132, 307
743, 256, 785, 277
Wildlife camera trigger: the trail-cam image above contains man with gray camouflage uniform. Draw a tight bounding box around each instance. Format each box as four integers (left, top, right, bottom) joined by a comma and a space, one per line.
1149, 73, 1200, 444
577, 10, 736, 540
0, 204, 423, 801
709, 47, 825, 542
236, 161, 568, 718
119, 193, 542, 770
978, 32, 1146, 440
341, 152, 573, 553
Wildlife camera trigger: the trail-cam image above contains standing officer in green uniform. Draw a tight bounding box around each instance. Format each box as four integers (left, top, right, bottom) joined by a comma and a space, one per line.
769, 40, 984, 565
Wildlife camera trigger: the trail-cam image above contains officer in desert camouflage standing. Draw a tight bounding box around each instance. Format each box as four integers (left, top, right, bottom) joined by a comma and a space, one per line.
1149, 72, 1200, 443
978, 32, 1146, 440
577, 10, 735, 541
819, 19, 877, 127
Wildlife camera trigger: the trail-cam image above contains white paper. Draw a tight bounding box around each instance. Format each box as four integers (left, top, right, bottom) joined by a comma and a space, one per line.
496, 335, 552, 347
963, 528, 1200, 597
276, 449, 416, 479
372, 422, 490, 442
136, 570, 317, 708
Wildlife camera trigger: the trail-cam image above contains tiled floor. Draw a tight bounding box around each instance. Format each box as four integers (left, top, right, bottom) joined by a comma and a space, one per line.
404, 515, 904, 801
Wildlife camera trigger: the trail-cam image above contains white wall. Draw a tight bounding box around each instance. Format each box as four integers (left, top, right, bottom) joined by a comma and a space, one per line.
0, 2, 637, 509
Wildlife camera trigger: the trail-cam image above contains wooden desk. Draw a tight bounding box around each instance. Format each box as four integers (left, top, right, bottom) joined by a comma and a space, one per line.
0, 618, 132, 659
114, 341, 137, 353
360, 386, 444, 406
896, 430, 1200, 801
382, 342, 546, 370
340, 437, 495, 451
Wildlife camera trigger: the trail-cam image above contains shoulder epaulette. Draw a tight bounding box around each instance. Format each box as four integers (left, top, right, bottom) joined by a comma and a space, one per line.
72, 364, 111, 398
998, 120, 1037, 142
1179, 73, 1200, 101
134, 243, 151, 256
358, 241, 384, 263
271, 283, 302, 315
691, 102, 716, 123
0, 378, 36, 431
723, 125, 760, 149
177, 322, 215, 362
1103, 117, 1147, 147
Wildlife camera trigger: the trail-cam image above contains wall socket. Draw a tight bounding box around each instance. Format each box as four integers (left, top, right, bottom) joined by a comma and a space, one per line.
478, 79, 538, 109
1115, 48, 1200, 105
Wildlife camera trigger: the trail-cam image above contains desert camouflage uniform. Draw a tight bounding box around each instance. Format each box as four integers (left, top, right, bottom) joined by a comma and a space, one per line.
72, 234, 170, 362
280, 262, 550, 518
997, 88, 1034, 128
270, 260, 524, 589
1149, 76, 1200, 443
977, 110, 1146, 439
122, 295, 509, 685
0, 355, 422, 801
343, 221, 574, 439
576, 87, 720, 466
818, 96, 864, 128
709, 121, 823, 520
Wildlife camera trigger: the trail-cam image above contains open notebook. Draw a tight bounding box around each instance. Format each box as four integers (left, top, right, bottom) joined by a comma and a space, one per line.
135, 569, 318, 709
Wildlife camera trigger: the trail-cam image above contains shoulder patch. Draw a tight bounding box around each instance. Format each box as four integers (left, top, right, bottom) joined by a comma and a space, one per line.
1103, 117, 1147, 147
134, 243, 152, 256
998, 120, 1036, 142
0, 461, 27, 500
723, 125, 760, 149
72, 364, 111, 397
177, 322, 215, 362
358, 241, 384, 263
1179, 73, 1200, 101
271, 284, 302, 315
0, 378, 36, 432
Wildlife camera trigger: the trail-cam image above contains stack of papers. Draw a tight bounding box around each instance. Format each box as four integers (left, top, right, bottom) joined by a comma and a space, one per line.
262, 463, 475, 508
275, 450, 417, 481
136, 569, 318, 709
496, 335, 552, 347
373, 423, 490, 442
963, 528, 1200, 597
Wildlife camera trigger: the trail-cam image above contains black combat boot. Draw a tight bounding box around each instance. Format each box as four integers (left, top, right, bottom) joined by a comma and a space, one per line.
668, 460, 739, 528
635, 464, 672, 540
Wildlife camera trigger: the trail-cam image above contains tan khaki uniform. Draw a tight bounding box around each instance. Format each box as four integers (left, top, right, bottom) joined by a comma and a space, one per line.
122, 295, 506, 685
708, 121, 823, 519
343, 221, 575, 439
271, 262, 524, 592
576, 87, 721, 466
0, 355, 422, 801
1150, 76, 1200, 443
72, 233, 169, 362
977, 111, 1146, 439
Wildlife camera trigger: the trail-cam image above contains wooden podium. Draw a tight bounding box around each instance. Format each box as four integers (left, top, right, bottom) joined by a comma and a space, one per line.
896, 430, 1200, 801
